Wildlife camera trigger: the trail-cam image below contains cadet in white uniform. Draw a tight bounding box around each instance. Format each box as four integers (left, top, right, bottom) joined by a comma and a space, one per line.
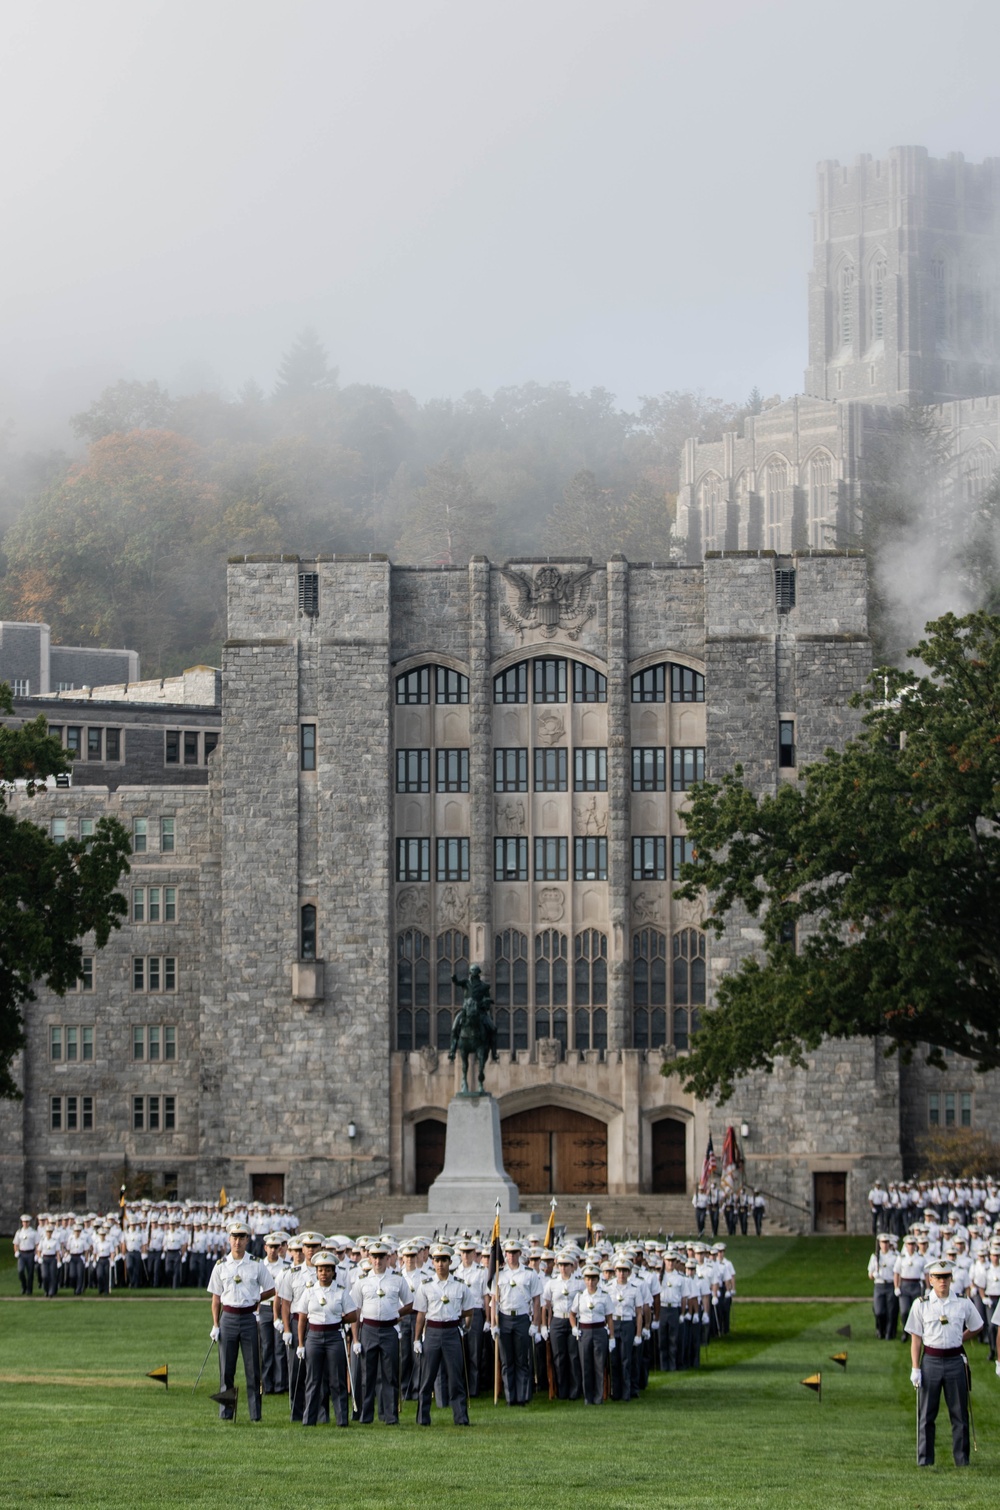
412, 1245, 473, 1426
296, 1250, 358, 1427
542, 1253, 584, 1399
490, 1239, 544, 1406
455, 1237, 489, 1397
570, 1264, 616, 1405
207, 1220, 276, 1421
350, 1239, 413, 1425
13, 1216, 38, 1296
906, 1257, 983, 1467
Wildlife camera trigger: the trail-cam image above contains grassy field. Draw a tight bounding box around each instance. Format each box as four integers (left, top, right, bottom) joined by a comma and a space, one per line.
2, 1241, 998, 1509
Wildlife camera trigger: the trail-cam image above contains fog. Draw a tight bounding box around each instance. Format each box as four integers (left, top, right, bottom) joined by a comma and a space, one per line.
3, 0, 1000, 440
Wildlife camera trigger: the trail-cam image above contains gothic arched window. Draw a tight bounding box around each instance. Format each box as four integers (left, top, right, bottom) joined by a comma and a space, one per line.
869, 257, 887, 344
837, 262, 855, 349
397, 930, 431, 1050
632, 929, 667, 1049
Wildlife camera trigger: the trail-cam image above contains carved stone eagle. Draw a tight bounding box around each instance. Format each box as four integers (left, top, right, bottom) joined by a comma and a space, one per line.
500, 564, 596, 641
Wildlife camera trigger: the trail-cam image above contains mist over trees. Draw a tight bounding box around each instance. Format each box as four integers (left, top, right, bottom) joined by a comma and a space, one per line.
0, 330, 751, 672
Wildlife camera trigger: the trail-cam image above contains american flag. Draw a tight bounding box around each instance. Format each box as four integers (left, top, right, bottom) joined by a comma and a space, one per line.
699, 1134, 717, 1193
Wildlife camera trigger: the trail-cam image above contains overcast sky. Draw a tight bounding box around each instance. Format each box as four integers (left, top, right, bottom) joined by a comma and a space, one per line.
3, 0, 1000, 434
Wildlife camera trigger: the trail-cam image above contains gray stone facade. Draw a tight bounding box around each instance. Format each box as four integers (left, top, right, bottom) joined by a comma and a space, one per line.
1, 619, 139, 697
4, 548, 961, 1237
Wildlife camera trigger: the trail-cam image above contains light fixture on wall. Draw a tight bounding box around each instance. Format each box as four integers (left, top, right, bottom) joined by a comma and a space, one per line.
740, 1122, 750, 1139
347, 1119, 357, 1141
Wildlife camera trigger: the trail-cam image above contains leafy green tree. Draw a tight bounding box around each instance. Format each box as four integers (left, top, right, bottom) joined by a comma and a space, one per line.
544, 469, 675, 560
0, 685, 130, 1099
71, 380, 175, 442
394, 457, 493, 564
673, 611, 1000, 1102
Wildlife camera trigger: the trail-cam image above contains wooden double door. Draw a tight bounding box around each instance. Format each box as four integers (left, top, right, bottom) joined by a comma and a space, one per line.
501, 1106, 607, 1195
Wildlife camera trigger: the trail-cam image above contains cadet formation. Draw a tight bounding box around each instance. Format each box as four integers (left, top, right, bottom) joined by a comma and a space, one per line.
865, 1179, 1000, 1468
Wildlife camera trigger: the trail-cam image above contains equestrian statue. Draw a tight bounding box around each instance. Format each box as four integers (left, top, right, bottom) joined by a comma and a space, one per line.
448, 965, 499, 1094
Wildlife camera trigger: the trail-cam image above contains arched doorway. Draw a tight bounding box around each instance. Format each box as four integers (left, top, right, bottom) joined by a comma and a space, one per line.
414, 1118, 446, 1194
501, 1106, 607, 1194
651, 1118, 687, 1193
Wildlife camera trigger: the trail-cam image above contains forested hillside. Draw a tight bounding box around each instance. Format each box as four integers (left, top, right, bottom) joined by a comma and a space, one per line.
0, 330, 753, 674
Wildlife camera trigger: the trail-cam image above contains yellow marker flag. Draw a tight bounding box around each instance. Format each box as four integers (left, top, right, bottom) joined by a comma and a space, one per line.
218, 1187, 228, 1210
543, 1199, 557, 1249
585, 1202, 594, 1248
146, 1365, 168, 1388
800, 1372, 822, 1399
830, 1353, 847, 1369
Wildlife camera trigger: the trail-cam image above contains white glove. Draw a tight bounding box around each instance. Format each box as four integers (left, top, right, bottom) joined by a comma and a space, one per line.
910, 1368, 922, 1389
273, 1319, 284, 1333
894, 1288, 900, 1297
394, 1324, 401, 1337
296, 1345, 306, 1361
283, 1330, 293, 1346
642, 1328, 651, 1341
996, 1360, 1000, 1379
528, 1324, 540, 1342
651, 1321, 659, 1331
608, 1337, 617, 1352
351, 1341, 362, 1356
413, 1339, 423, 1356
210, 1325, 220, 1342
540, 1326, 549, 1342
491, 1325, 499, 1339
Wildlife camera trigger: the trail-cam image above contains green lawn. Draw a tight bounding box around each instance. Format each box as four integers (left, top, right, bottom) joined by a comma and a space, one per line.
1, 1243, 998, 1509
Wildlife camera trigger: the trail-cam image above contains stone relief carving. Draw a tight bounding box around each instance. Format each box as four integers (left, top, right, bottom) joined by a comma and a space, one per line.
437, 885, 469, 927
499, 564, 596, 642
674, 895, 707, 929
632, 891, 662, 925
418, 1044, 439, 1074
536, 711, 565, 746
537, 887, 565, 923
396, 887, 430, 927
574, 794, 607, 835
495, 798, 526, 835
536, 1037, 563, 1069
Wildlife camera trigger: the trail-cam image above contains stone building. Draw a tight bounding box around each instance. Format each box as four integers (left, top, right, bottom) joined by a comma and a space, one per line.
7, 546, 970, 1238
677, 147, 1000, 558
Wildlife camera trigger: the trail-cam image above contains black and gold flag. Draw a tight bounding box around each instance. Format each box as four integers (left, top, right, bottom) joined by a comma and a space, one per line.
830, 1353, 847, 1369
800, 1372, 822, 1399
146, 1365, 168, 1388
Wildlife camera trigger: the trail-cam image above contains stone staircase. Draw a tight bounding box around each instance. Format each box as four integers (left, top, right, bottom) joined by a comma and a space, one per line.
304, 1190, 797, 1242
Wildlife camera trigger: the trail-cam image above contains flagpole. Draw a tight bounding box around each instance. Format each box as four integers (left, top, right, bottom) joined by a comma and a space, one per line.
491, 1199, 502, 1406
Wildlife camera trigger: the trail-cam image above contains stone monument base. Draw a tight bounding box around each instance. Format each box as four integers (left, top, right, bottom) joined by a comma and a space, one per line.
401, 1092, 544, 1236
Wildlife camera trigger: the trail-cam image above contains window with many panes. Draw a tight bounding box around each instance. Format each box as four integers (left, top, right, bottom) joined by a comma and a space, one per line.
396, 668, 430, 704
132, 1025, 177, 1061
396, 930, 431, 1049
633, 836, 667, 880
494, 749, 528, 791
495, 836, 528, 880
632, 930, 667, 1048
435, 930, 469, 1049
132, 887, 177, 923
573, 664, 607, 702
672, 836, 695, 878
631, 663, 705, 702
396, 749, 430, 792
573, 930, 608, 1049
50, 1026, 94, 1061
300, 724, 317, 772
534, 748, 567, 791
435, 668, 468, 704
573, 748, 607, 791
632, 748, 666, 791
494, 930, 529, 1051
396, 839, 430, 882
161, 818, 175, 853
494, 664, 528, 703
133, 818, 148, 853
533, 658, 567, 703
574, 836, 607, 880
534, 929, 568, 1046
436, 749, 469, 792
671, 748, 705, 790
132, 1095, 177, 1131
435, 838, 470, 882
132, 957, 177, 992
672, 929, 705, 1051
50, 1095, 94, 1131
534, 837, 568, 880
779, 720, 796, 768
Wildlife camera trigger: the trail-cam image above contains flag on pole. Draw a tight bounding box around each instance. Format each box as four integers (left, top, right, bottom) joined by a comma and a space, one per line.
486, 1203, 503, 1290
829, 1353, 848, 1369
218, 1187, 228, 1211
119, 1184, 127, 1226
585, 1202, 594, 1248
699, 1135, 717, 1193
146, 1365, 169, 1388
720, 1126, 743, 1198
800, 1372, 822, 1399
543, 1198, 557, 1249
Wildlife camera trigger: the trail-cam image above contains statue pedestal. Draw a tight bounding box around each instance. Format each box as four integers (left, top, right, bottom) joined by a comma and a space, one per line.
401, 1094, 543, 1236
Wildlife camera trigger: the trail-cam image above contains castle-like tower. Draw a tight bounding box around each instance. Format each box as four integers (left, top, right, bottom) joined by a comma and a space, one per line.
804, 147, 1000, 406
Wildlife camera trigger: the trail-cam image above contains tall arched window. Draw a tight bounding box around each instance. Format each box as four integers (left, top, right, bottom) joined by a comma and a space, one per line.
534, 930, 568, 1044
763, 458, 789, 550
807, 452, 834, 548
573, 930, 607, 1050
932, 257, 950, 343
672, 929, 706, 1052
632, 929, 667, 1049
494, 930, 529, 1051
837, 262, 855, 349
965, 445, 997, 505
397, 930, 431, 1050
698, 472, 725, 548
869, 257, 887, 343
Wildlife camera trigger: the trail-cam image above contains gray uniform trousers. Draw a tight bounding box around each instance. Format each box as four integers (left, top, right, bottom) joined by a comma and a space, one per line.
259, 1311, 280, 1393
17, 1253, 35, 1295
898, 1280, 922, 1336
660, 1306, 681, 1370
464, 1309, 485, 1396
497, 1312, 532, 1404
577, 1324, 609, 1405
303, 1325, 349, 1426
417, 1324, 469, 1425
917, 1352, 970, 1466
359, 1320, 400, 1423
399, 1310, 418, 1399
218, 1308, 262, 1420
610, 1316, 635, 1400
288, 1316, 308, 1420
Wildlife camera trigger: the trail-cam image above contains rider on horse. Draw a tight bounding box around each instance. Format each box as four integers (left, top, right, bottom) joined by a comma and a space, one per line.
448, 965, 499, 1092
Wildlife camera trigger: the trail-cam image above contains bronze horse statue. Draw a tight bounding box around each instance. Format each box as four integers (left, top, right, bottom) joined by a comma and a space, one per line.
448, 965, 499, 1094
